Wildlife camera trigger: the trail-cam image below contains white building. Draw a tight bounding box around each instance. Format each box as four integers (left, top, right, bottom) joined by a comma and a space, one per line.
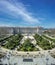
0, 27, 44, 35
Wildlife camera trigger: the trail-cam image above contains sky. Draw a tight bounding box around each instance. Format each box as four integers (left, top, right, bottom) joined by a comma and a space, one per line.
0, 0, 55, 28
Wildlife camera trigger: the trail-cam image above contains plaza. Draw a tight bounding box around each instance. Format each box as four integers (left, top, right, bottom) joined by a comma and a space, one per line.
0, 47, 55, 65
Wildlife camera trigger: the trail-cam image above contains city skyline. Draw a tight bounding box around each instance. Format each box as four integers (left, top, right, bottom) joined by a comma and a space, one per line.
0, 0, 55, 28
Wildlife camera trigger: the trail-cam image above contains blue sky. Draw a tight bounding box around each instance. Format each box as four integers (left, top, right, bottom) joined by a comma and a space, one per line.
0, 0, 55, 28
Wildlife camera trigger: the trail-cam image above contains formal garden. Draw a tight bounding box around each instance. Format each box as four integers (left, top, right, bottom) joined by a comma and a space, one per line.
0, 33, 55, 51
2, 34, 23, 50
34, 34, 55, 50
17, 38, 39, 51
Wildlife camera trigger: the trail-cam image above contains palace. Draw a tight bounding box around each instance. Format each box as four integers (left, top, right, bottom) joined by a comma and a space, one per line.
0, 27, 44, 35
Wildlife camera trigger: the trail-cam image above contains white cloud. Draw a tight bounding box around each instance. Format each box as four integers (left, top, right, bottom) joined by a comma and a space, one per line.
0, 21, 13, 27
0, 0, 40, 24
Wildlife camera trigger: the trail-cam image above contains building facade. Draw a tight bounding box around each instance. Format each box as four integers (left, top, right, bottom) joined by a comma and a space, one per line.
0, 27, 44, 35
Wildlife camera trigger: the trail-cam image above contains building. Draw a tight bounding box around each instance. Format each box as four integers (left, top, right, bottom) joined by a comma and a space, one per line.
0, 27, 44, 35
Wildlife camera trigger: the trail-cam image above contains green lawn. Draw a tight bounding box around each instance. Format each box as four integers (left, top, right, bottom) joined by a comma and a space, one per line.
34, 34, 55, 50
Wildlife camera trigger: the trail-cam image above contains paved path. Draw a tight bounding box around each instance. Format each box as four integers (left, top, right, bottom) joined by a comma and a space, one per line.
20, 35, 36, 45
45, 34, 55, 39
35, 45, 43, 51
